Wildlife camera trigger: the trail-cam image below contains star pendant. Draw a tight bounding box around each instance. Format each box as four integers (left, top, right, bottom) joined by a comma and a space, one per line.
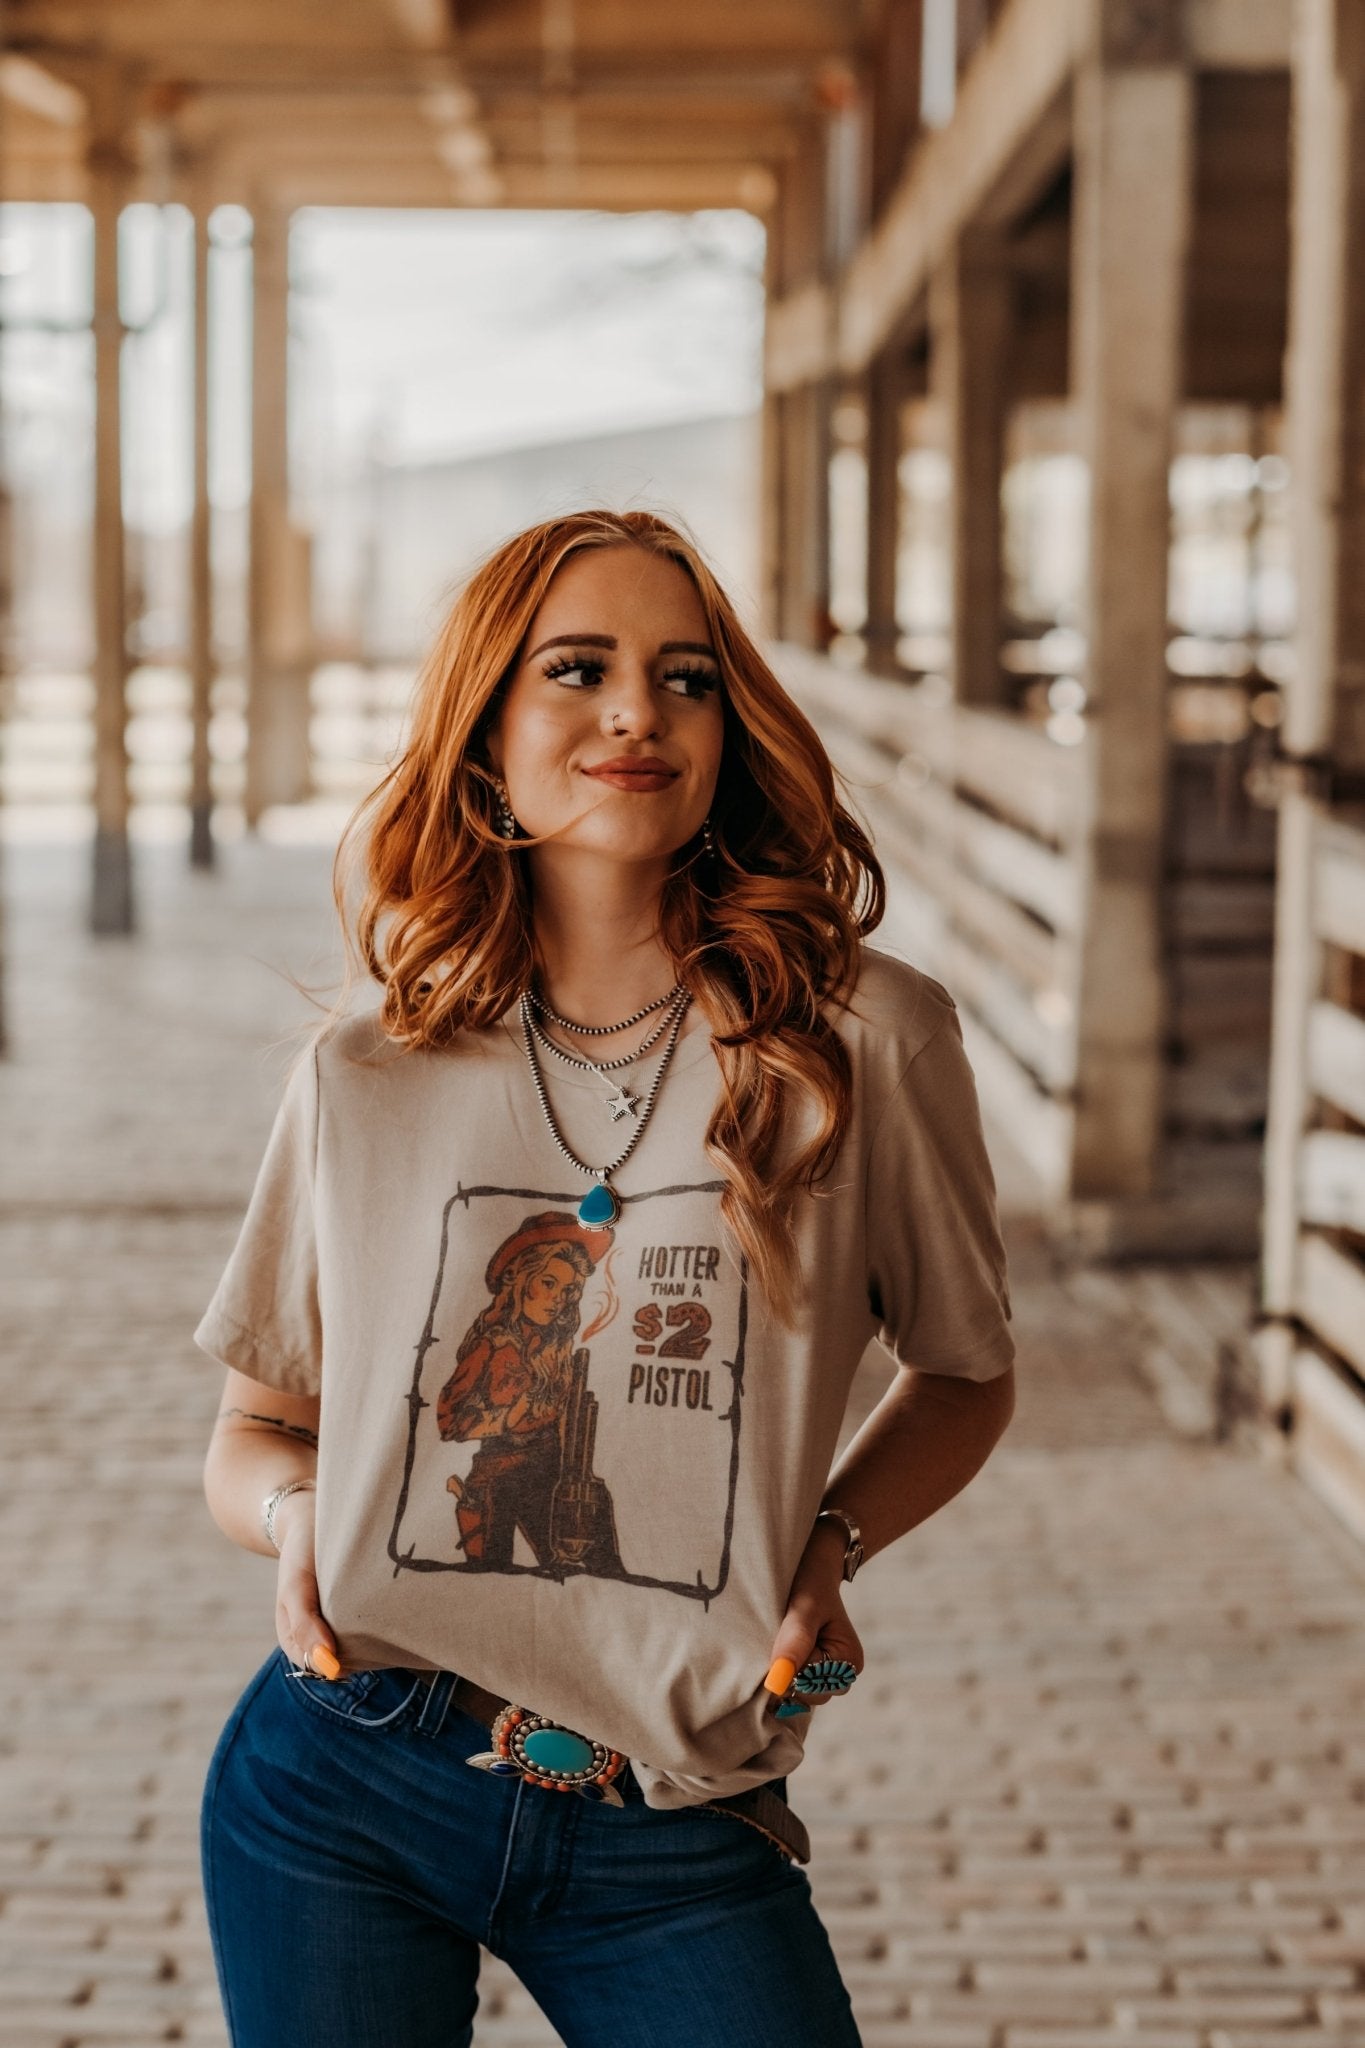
605, 1085, 639, 1122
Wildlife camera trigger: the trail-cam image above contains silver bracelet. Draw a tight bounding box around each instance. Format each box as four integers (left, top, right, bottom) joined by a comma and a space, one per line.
814, 1506, 865, 1582
262, 1477, 316, 1553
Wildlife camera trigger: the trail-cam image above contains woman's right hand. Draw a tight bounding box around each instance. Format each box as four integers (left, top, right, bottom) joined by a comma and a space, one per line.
273, 1490, 343, 1679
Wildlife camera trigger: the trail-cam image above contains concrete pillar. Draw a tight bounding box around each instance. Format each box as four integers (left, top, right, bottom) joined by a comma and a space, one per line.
188, 183, 215, 868
87, 73, 135, 934
244, 197, 312, 827
1066, 9, 1191, 1200
930, 230, 1012, 706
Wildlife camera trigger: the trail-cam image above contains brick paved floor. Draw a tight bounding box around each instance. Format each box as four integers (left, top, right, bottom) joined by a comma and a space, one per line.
3, 835, 1365, 2048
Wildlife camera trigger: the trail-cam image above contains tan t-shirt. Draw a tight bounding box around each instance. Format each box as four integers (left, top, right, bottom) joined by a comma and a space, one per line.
194, 946, 1014, 1807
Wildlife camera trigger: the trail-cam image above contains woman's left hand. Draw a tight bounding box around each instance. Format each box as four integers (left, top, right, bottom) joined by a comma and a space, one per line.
763, 1520, 865, 1711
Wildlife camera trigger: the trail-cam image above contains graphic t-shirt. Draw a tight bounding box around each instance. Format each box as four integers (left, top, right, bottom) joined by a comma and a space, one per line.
194, 947, 1014, 1807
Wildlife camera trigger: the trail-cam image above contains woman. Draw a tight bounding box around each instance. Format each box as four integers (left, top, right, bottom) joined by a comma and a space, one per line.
196, 509, 1016, 2048
436, 1211, 622, 1572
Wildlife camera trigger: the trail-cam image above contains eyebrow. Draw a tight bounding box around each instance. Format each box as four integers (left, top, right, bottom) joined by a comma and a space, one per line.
526, 633, 719, 662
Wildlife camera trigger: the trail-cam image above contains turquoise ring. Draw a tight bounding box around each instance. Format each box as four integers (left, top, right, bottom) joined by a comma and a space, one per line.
792, 1656, 858, 1696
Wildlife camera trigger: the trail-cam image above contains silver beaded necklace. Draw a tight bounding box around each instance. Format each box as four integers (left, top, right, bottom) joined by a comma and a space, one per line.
517, 987, 693, 1224
534, 984, 684, 1037
524, 987, 688, 1121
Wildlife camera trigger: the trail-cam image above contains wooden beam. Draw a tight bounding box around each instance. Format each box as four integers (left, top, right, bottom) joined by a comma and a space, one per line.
1300, 1129, 1365, 1236
840, 0, 1077, 374
205, 159, 777, 212
457, 0, 864, 66
1297, 1233, 1365, 1382
1309, 987, 1365, 1122
1186, 0, 1293, 71
0, 52, 85, 124
975, 82, 1071, 230
1292, 1345, 1365, 1544
10, 0, 403, 54
773, 642, 1085, 844
87, 66, 135, 936
1065, 34, 1192, 1200
1316, 822, 1365, 954
191, 99, 798, 162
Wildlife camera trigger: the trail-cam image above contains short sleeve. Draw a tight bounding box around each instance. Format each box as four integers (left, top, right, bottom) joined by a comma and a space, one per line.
193, 1042, 323, 1396
865, 1002, 1015, 1381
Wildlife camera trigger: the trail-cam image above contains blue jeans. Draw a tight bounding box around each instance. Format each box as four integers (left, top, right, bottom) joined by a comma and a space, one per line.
200, 1647, 863, 2047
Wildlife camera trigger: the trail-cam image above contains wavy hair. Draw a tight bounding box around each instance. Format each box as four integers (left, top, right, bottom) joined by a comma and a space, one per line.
327, 510, 885, 1320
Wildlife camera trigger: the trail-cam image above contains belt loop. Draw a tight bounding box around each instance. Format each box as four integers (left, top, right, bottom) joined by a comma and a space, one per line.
415, 1670, 457, 1738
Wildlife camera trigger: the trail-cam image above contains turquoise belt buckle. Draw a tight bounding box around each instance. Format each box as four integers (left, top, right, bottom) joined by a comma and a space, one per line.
465, 1702, 628, 1806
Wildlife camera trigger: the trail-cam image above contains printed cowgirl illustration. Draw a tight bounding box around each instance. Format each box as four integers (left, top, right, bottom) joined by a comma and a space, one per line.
390, 1184, 746, 1606
436, 1211, 623, 1575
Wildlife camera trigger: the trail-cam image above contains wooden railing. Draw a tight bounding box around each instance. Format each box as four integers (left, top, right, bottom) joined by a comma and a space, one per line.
1284, 814, 1365, 1536
772, 645, 1084, 1196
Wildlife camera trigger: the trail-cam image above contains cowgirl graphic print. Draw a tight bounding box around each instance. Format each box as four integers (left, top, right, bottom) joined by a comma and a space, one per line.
399, 1190, 744, 1601
192, 952, 1014, 1804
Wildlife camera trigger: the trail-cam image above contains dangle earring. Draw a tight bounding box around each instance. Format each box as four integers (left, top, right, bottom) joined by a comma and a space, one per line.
494, 777, 519, 841
701, 813, 716, 854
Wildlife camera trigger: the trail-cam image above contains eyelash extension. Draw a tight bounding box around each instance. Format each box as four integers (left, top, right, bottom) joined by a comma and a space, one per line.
663, 661, 720, 696
543, 655, 606, 684
542, 654, 720, 697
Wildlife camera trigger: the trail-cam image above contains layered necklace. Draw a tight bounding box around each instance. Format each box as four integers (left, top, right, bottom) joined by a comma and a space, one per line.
518, 982, 693, 1226
524, 983, 685, 1124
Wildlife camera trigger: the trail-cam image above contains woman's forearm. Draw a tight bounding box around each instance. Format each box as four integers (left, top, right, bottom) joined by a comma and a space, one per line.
203, 1420, 318, 1557
816, 1365, 1015, 1570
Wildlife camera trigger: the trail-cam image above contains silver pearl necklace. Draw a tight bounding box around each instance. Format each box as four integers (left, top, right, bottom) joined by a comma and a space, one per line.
518, 987, 693, 1225
525, 987, 688, 1120
532, 983, 684, 1038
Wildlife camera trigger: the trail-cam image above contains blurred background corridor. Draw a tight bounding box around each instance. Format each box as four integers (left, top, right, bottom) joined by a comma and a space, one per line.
3, 2, 1365, 2044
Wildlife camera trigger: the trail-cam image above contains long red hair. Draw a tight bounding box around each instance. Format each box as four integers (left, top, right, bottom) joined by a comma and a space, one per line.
329, 510, 885, 1317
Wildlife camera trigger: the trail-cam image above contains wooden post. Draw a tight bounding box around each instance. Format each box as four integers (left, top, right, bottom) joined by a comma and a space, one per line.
1066, 8, 1191, 1202
759, 229, 785, 641
864, 346, 902, 675
759, 385, 784, 641
930, 230, 1012, 706
1262, 0, 1365, 1398
244, 197, 312, 827
87, 71, 135, 934
777, 380, 833, 650
0, 213, 9, 1053
769, 143, 833, 652
869, 0, 925, 218
188, 179, 215, 868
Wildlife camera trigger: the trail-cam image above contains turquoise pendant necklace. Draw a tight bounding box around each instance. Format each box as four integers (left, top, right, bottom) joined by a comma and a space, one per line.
518, 987, 692, 1225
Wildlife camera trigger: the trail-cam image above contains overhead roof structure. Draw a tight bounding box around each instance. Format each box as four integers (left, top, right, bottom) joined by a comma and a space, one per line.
1, 0, 868, 214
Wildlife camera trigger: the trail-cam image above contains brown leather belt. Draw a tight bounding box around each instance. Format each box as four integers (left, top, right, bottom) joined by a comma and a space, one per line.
446, 1674, 811, 1865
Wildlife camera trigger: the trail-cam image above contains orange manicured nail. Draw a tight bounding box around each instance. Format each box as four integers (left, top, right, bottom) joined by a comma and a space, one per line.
311, 1644, 341, 1680
764, 1656, 797, 1697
